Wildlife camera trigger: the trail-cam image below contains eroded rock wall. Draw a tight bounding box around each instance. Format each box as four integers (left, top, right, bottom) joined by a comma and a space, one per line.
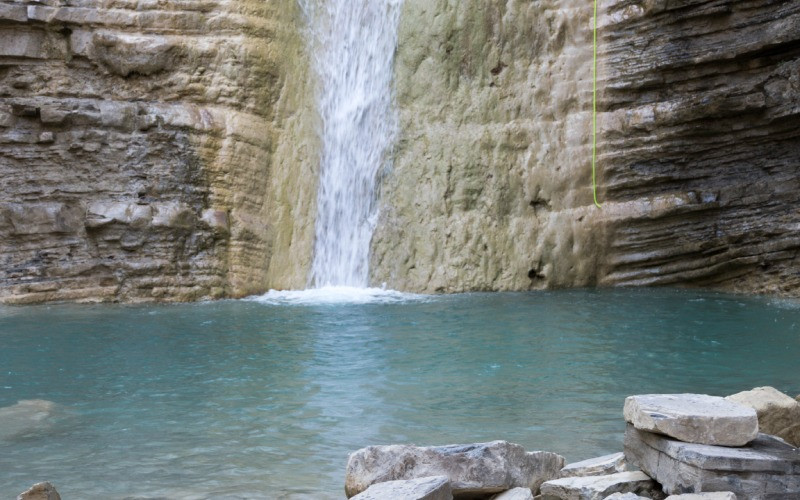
371, 0, 800, 295
0, 0, 318, 303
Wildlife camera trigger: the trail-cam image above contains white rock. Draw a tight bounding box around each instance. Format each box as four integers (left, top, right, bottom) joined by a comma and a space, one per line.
727, 386, 800, 447
623, 394, 758, 446
492, 487, 535, 499
539, 471, 661, 500
602, 494, 649, 500
560, 453, 626, 478
665, 493, 737, 499
345, 441, 565, 498
350, 476, 452, 500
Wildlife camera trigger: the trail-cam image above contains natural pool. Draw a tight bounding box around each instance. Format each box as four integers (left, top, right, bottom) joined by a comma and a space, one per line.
1, 288, 798, 499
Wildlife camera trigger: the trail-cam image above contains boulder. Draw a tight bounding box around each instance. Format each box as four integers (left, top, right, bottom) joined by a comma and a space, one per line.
350, 476, 452, 500
492, 487, 535, 499
345, 441, 565, 498
539, 471, 662, 500
560, 453, 626, 478
665, 494, 737, 499
623, 394, 758, 446
726, 386, 800, 447
17, 482, 61, 500
624, 424, 800, 498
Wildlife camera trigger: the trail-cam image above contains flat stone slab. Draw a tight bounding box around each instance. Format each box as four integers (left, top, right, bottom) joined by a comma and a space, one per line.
560, 453, 626, 478
727, 386, 800, 447
623, 394, 758, 446
345, 441, 564, 498
539, 471, 662, 500
624, 424, 800, 498
350, 476, 452, 500
491, 487, 534, 499
665, 493, 737, 499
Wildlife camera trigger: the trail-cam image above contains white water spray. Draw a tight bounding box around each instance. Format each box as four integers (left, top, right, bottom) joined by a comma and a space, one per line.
300, 0, 402, 288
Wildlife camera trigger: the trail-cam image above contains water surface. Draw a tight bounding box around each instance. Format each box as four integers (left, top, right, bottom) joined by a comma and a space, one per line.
1, 288, 798, 498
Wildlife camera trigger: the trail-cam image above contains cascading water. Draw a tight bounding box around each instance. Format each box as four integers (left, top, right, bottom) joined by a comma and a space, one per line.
300, 0, 402, 288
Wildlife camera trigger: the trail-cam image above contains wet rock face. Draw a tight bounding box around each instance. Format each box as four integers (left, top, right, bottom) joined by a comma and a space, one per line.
371, 0, 800, 295
0, 0, 319, 303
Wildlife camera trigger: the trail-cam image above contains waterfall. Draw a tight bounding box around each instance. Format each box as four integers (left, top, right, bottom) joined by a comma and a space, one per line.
300, 0, 402, 288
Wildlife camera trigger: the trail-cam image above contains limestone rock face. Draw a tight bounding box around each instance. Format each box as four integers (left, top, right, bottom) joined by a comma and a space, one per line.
344, 441, 565, 498
350, 476, 452, 500
560, 453, 627, 478
0, 0, 319, 303
624, 425, 800, 498
371, 0, 800, 296
539, 471, 662, 500
623, 394, 758, 446
16, 481, 61, 500
727, 386, 800, 447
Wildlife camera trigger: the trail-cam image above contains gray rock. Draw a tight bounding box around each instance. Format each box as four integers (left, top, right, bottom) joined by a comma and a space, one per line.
665, 494, 737, 499
345, 441, 565, 498
560, 453, 627, 478
539, 471, 662, 500
602, 494, 649, 500
17, 482, 61, 500
727, 386, 800, 447
350, 476, 452, 500
624, 424, 800, 498
623, 394, 758, 446
492, 487, 535, 499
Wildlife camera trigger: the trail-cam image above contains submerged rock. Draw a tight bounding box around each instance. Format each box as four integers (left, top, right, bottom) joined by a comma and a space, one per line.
623, 394, 758, 446
726, 386, 800, 447
350, 476, 452, 500
539, 471, 662, 500
0, 400, 60, 441
624, 424, 800, 498
345, 440, 564, 498
559, 453, 626, 478
16, 481, 61, 500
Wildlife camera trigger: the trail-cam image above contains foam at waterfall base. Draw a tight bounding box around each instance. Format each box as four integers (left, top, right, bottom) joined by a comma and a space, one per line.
248, 286, 426, 305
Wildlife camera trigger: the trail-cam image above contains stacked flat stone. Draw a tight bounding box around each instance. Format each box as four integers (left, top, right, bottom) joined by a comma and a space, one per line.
623, 393, 800, 499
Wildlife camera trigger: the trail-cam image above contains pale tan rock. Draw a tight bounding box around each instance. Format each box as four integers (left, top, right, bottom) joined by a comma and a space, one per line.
727, 386, 800, 447
16, 481, 61, 500
623, 394, 758, 446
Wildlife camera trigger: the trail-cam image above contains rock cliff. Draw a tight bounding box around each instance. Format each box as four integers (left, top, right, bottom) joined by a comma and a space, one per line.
371, 0, 800, 295
0, 0, 318, 303
2, 0, 799, 302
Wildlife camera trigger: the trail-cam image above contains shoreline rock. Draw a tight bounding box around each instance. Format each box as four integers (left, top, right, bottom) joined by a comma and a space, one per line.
623, 394, 758, 447
345, 441, 564, 498
726, 386, 800, 447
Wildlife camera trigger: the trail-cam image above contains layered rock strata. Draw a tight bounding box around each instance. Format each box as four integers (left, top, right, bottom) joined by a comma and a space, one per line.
0, 0, 318, 303
371, 0, 800, 295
